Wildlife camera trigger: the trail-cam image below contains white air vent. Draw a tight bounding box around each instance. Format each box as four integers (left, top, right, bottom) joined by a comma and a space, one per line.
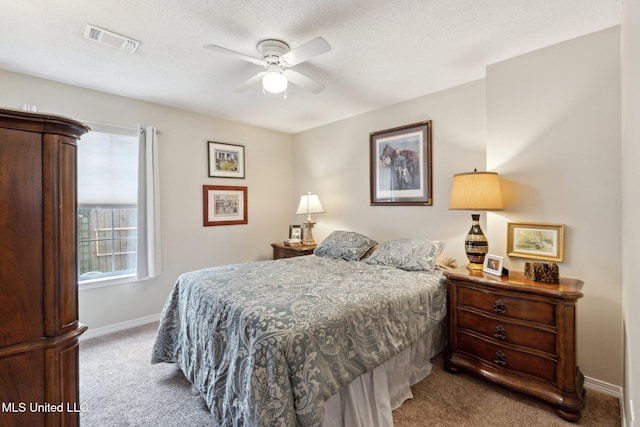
84, 24, 140, 53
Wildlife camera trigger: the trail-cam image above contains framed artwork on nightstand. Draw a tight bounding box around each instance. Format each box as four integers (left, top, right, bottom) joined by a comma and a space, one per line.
507, 222, 564, 262
289, 225, 302, 240
483, 254, 504, 276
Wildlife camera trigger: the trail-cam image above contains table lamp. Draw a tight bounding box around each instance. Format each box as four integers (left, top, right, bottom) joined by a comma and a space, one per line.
449, 169, 503, 270
296, 192, 325, 246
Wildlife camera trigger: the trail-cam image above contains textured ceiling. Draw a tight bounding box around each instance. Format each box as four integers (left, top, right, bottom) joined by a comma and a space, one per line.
0, 0, 621, 134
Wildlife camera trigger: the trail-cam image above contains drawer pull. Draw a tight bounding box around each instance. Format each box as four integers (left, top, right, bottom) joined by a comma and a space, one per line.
495, 351, 507, 367
493, 325, 507, 340
493, 300, 507, 314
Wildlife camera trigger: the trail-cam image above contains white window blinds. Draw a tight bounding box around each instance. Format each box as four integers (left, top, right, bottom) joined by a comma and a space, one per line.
77, 123, 139, 207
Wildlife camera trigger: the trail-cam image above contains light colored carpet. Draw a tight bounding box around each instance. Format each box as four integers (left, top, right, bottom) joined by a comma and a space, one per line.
79, 322, 620, 426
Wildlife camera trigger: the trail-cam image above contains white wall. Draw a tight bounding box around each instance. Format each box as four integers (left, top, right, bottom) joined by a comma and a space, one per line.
294, 29, 623, 388
621, 0, 639, 424
292, 80, 487, 263
0, 69, 293, 331
485, 27, 622, 386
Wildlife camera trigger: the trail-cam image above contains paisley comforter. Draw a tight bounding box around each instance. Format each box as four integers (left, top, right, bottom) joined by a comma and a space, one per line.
151, 255, 447, 427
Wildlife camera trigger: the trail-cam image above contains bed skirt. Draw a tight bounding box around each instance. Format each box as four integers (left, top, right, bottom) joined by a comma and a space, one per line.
320, 321, 446, 427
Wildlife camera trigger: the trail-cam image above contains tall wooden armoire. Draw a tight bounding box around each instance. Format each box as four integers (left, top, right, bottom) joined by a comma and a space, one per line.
0, 108, 89, 426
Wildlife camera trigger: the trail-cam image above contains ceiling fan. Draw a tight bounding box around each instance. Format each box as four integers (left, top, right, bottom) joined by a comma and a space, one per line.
204, 37, 331, 96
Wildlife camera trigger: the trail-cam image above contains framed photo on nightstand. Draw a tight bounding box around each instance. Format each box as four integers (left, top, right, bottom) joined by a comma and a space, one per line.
289, 225, 302, 240
483, 254, 504, 276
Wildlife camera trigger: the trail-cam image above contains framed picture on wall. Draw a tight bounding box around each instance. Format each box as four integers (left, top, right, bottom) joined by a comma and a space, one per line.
369, 121, 433, 206
208, 141, 245, 178
203, 185, 248, 226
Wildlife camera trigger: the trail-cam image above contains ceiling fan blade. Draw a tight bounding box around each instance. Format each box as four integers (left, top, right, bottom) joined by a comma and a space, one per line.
283, 69, 325, 94
281, 37, 331, 66
234, 71, 267, 93
204, 44, 264, 66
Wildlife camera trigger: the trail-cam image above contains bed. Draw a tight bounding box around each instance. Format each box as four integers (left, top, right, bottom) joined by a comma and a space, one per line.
151, 231, 448, 427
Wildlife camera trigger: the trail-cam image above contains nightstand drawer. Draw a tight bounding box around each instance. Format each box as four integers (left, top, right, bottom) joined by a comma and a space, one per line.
457, 309, 556, 354
457, 286, 556, 325
457, 332, 557, 383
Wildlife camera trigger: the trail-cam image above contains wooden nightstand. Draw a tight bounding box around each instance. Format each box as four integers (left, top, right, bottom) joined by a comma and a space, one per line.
443, 268, 585, 421
271, 242, 316, 260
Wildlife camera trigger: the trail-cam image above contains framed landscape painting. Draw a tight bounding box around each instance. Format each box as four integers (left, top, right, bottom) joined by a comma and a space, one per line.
507, 222, 564, 262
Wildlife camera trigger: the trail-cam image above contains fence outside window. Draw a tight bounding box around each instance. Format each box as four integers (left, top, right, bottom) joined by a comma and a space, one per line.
78, 207, 137, 281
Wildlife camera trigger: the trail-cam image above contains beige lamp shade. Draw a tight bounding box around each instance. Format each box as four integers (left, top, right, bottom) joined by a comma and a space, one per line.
449, 171, 503, 211
296, 193, 325, 221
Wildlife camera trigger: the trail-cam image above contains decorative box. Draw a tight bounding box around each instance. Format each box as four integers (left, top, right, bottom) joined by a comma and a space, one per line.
524, 262, 559, 284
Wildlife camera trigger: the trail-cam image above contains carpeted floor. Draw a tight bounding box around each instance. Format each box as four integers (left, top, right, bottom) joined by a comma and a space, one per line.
79, 322, 620, 426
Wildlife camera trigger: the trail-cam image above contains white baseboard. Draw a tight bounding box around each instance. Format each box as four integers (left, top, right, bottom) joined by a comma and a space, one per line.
80, 313, 161, 341
584, 375, 623, 398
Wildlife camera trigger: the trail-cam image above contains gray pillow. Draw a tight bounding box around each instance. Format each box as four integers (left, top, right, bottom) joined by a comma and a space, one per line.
364, 239, 444, 271
314, 231, 378, 261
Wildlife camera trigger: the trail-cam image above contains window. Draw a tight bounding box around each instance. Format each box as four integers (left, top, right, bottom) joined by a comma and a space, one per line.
77, 123, 160, 286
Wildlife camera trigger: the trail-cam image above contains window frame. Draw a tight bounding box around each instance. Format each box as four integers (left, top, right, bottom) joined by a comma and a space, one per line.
76, 122, 143, 289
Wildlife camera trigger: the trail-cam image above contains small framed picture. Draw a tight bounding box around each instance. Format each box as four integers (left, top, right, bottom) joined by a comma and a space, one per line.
208, 141, 245, 178
203, 185, 248, 226
289, 225, 302, 240
483, 254, 504, 276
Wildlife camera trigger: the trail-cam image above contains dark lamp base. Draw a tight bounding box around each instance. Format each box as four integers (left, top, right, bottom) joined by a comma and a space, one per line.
464, 213, 489, 269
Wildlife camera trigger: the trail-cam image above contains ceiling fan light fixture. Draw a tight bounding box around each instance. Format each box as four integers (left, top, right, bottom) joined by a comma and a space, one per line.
262, 68, 288, 93
205, 37, 330, 95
